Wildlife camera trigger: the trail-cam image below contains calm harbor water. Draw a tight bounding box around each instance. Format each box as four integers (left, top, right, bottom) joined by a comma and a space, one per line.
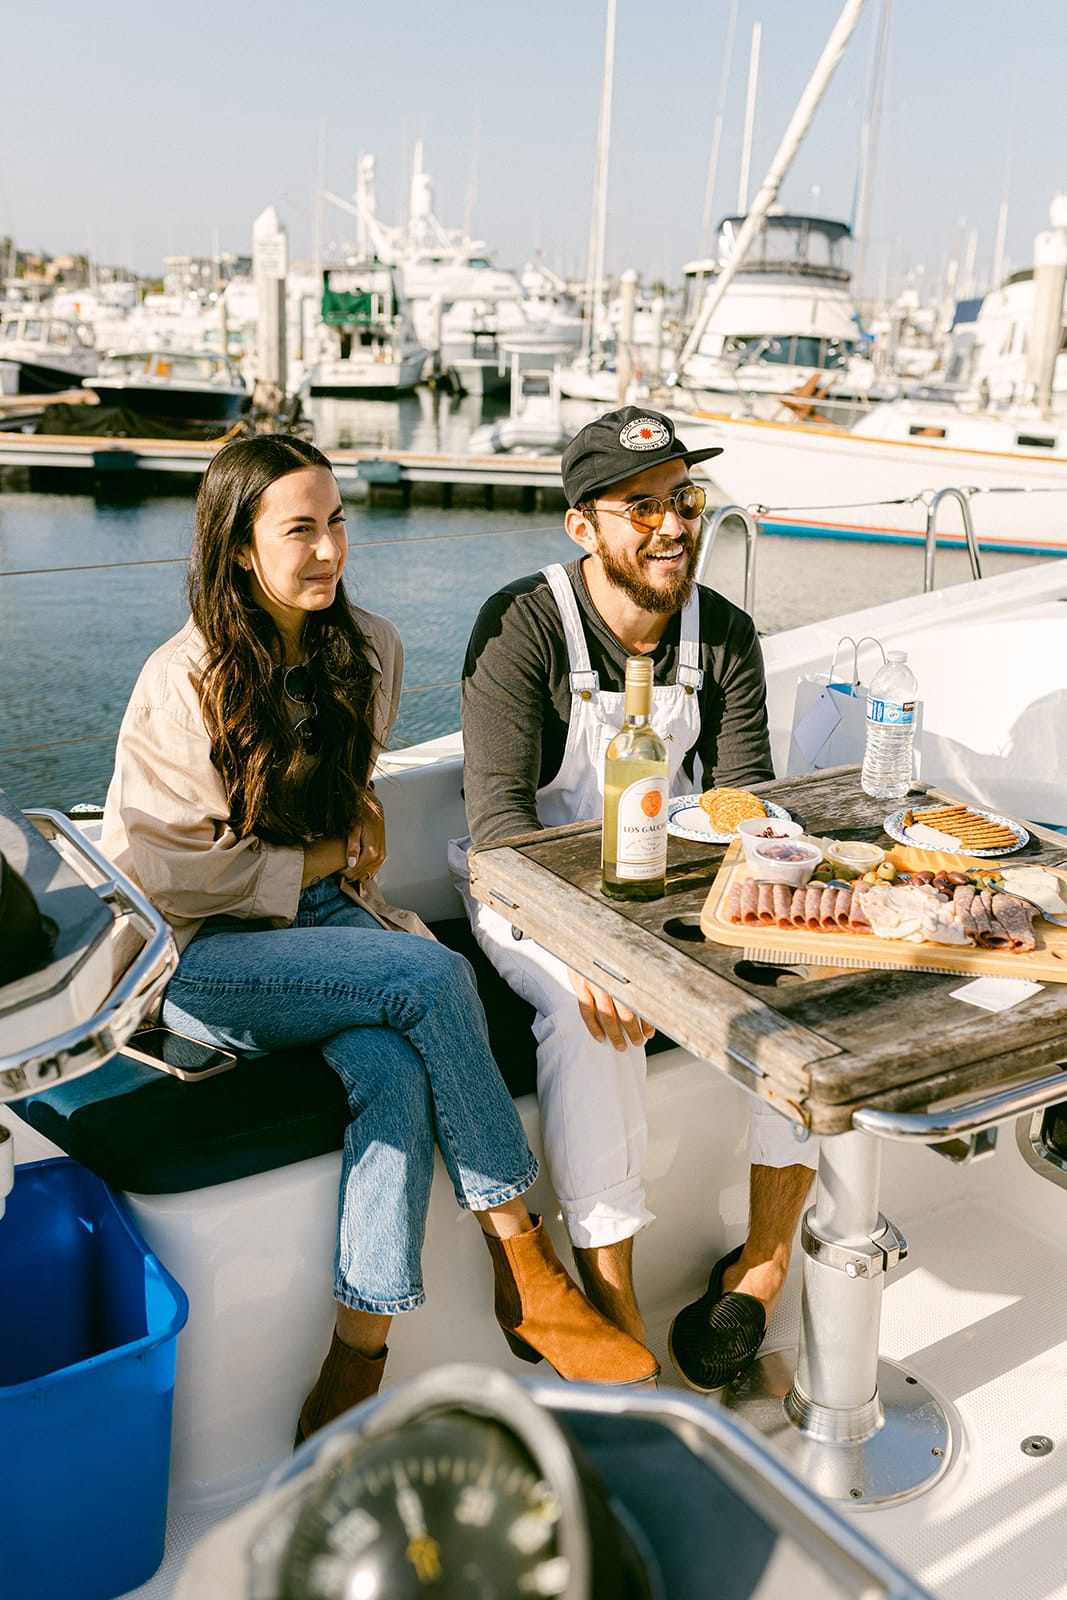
0, 392, 1049, 810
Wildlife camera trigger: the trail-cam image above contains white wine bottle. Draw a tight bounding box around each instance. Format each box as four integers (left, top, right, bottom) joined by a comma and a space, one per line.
601, 656, 668, 901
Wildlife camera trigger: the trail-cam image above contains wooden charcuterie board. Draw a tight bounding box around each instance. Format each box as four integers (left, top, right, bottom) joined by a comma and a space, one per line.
700, 841, 1067, 983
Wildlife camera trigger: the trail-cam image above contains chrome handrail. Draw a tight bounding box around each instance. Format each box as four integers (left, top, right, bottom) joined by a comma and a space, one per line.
0, 810, 177, 1102
923, 486, 983, 592
695, 503, 759, 617
852, 1065, 1067, 1143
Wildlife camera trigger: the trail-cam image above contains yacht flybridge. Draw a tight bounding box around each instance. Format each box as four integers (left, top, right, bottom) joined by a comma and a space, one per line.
676, 213, 880, 416
2, 548, 1067, 1599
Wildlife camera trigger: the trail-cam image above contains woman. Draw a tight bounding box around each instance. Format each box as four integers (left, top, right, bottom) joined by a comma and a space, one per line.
101, 436, 657, 1442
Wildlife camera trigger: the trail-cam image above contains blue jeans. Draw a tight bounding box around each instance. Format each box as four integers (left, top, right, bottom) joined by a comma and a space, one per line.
162, 877, 539, 1314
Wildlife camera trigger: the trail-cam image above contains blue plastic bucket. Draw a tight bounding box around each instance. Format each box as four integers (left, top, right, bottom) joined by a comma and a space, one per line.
0, 1157, 189, 1600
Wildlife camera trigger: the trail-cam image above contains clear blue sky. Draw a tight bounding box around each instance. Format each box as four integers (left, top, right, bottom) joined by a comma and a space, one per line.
3, 0, 1064, 302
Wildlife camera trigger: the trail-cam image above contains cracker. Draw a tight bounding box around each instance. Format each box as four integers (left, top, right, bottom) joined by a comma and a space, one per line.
700, 787, 768, 833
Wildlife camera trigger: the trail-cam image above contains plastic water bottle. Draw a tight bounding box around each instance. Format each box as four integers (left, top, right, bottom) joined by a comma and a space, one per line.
861, 650, 918, 800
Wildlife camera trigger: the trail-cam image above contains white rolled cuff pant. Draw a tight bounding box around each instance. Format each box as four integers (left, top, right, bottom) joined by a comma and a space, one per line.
453, 856, 818, 1251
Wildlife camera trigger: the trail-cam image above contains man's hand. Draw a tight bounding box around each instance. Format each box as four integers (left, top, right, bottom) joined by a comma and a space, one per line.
342, 793, 387, 884
567, 967, 656, 1051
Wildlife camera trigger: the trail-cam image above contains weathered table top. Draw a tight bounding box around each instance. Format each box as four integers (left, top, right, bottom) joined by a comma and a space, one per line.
468, 768, 1067, 1135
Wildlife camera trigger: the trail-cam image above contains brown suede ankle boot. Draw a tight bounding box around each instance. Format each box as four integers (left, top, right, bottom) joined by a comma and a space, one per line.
295, 1332, 388, 1446
482, 1216, 659, 1384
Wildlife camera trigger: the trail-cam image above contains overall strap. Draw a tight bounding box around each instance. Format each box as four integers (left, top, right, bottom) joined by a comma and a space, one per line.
542, 565, 599, 698
676, 587, 704, 691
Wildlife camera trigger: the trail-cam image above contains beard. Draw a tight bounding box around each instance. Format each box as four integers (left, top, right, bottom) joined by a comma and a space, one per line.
594, 527, 698, 614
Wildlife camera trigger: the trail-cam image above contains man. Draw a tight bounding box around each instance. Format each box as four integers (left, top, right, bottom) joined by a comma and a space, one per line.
452, 406, 817, 1390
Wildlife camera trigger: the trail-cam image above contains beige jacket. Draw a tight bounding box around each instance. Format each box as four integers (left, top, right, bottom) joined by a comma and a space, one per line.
101, 610, 433, 960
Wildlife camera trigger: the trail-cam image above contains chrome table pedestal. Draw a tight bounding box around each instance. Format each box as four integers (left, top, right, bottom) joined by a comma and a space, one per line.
722, 1130, 958, 1506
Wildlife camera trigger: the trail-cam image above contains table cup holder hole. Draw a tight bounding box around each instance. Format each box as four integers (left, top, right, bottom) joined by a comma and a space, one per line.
733, 958, 807, 987
662, 916, 705, 943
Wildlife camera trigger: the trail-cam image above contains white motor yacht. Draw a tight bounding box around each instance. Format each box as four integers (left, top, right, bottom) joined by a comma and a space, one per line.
303, 263, 427, 398
675, 214, 885, 422
84, 350, 247, 423
325, 149, 583, 398
0, 308, 98, 393
3, 543, 1067, 1600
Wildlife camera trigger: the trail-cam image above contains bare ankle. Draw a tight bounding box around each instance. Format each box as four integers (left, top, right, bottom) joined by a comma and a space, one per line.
574, 1242, 646, 1344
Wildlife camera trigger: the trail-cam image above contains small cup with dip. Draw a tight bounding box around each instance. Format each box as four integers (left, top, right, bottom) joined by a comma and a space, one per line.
737, 816, 805, 867
825, 840, 885, 881
746, 836, 823, 886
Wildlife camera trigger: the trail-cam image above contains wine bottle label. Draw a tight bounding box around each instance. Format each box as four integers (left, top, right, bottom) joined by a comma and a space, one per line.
866, 697, 915, 726
614, 776, 668, 879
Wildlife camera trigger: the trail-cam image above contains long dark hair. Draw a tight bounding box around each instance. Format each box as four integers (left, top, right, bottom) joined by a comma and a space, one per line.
188, 435, 377, 844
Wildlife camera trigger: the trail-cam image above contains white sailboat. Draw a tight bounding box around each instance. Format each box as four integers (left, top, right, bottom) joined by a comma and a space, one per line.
678, 399, 1067, 554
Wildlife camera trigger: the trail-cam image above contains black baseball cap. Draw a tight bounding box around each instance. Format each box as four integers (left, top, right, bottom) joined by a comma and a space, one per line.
560, 406, 723, 507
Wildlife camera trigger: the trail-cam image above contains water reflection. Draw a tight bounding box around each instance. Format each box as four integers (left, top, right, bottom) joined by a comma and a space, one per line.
308, 388, 603, 456
309, 390, 501, 454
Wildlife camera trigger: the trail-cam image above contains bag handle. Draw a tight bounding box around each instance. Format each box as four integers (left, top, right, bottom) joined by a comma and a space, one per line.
827, 633, 888, 689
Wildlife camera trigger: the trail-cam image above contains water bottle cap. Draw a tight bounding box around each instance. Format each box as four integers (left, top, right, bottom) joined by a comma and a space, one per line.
886, 650, 907, 662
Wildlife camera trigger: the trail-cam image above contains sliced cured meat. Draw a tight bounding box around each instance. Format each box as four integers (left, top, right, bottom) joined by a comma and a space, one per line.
819, 887, 842, 930
849, 887, 872, 931
951, 891, 978, 941
756, 882, 776, 924
834, 887, 854, 928
772, 883, 793, 927
740, 879, 760, 924
991, 892, 1037, 952
789, 887, 808, 926
968, 891, 993, 939
725, 882, 743, 922
804, 884, 824, 928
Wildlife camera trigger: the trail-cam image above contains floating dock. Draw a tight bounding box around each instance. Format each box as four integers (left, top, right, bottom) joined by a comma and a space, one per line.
0, 428, 565, 504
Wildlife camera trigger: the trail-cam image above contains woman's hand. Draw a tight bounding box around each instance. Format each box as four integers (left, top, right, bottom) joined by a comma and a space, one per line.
342, 793, 387, 885
300, 837, 349, 888
567, 967, 655, 1051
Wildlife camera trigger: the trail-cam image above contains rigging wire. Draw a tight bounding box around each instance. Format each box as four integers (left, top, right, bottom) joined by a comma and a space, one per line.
0, 522, 565, 580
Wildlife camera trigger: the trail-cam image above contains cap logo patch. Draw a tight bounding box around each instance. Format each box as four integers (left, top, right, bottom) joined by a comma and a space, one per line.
619, 417, 670, 451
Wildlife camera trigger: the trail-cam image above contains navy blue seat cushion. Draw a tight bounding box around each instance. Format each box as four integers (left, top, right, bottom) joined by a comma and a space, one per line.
13, 918, 673, 1195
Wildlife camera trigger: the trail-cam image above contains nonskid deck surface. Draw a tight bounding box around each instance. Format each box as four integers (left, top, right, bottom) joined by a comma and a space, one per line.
692, 1188, 1067, 1600
125, 1181, 1067, 1600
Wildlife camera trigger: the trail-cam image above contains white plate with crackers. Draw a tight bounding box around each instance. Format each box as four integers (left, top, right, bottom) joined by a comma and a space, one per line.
884, 803, 1028, 857
668, 792, 791, 844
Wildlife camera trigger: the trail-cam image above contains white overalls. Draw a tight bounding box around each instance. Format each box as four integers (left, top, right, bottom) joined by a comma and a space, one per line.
450, 565, 814, 1251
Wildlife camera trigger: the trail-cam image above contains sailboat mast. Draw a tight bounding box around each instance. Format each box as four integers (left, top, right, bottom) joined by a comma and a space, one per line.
852, 0, 891, 311
581, 0, 617, 363
737, 21, 762, 215
698, 0, 741, 262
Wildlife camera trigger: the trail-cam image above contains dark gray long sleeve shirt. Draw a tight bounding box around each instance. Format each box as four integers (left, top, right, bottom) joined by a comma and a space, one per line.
461, 559, 774, 845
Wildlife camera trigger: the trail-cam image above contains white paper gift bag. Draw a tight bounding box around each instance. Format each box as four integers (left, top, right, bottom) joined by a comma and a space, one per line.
786, 635, 888, 775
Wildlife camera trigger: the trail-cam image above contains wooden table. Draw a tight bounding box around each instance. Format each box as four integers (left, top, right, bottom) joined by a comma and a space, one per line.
470, 765, 1067, 1502
468, 767, 1067, 1137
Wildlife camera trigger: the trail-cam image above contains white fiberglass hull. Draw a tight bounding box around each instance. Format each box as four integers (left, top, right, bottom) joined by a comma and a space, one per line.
683, 411, 1067, 554
307, 352, 427, 397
